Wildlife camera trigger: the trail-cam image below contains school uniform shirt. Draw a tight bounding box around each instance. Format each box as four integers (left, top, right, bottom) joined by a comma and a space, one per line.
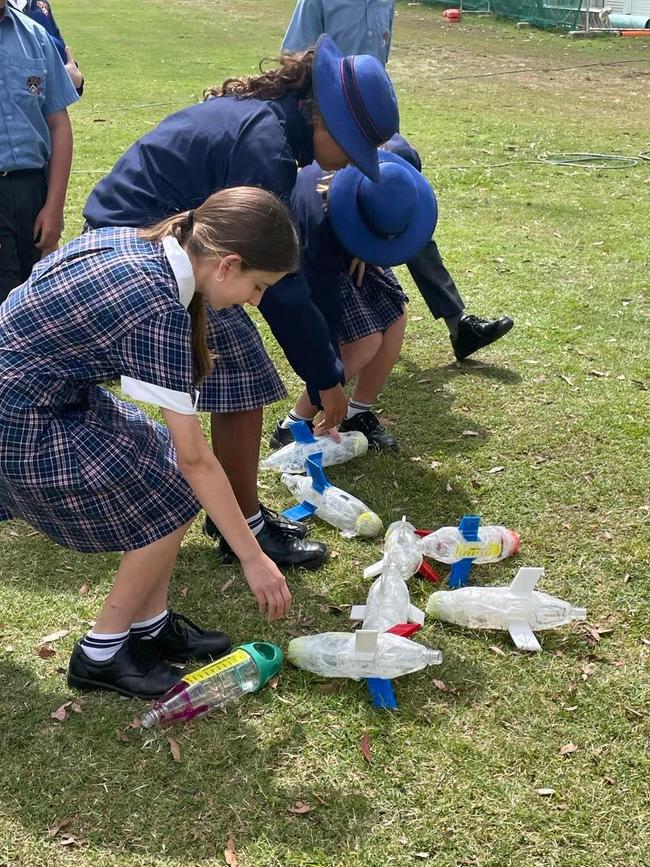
282, 0, 395, 66
0, 2, 78, 172
84, 92, 345, 403
0, 228, 203, 553
9, 0, 85, 96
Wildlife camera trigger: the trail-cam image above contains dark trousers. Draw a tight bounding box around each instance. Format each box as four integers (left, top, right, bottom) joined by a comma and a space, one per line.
0, 169, 47, 304
406, 239, 465, 320
383, 133, 465, 320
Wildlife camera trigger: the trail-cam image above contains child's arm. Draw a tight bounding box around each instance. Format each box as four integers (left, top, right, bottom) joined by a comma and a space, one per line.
35, 109, 73, 253
162, 408, 292, 621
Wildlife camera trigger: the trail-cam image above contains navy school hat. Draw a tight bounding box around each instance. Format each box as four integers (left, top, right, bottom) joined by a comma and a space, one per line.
327, 150, 438, 267
312, 35, 399, 183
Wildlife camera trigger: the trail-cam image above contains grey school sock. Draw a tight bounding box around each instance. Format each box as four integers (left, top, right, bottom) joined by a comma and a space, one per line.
280, 409, 314, 429
346, 399, 372, 420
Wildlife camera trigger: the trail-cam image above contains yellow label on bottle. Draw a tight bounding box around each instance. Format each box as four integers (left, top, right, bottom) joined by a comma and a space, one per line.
454, 541, 501, 559
183, 648, 249, 686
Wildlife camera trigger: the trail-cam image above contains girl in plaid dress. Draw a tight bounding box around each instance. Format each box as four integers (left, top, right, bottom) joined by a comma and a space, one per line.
271, 151, 438, 453
0, 187, 297, 699
83, 36, 400, 570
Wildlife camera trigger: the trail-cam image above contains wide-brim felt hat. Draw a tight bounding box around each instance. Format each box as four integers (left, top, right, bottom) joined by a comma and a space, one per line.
327, 150, 438, 266
312, 35, 399, 183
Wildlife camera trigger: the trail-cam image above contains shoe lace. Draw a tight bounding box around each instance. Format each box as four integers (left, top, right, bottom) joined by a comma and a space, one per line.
167, 609, 204, 637
462, 314, 487, 327
130, 635, 163, 671
353, 411, 385, 435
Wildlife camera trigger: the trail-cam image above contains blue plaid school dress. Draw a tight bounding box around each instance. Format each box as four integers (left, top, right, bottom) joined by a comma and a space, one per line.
337, 266, 407, 345
0, 228, 202, 552
197, 306, 286, 413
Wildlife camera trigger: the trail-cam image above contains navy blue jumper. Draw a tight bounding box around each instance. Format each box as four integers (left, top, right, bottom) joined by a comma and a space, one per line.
84, 93, 344, 403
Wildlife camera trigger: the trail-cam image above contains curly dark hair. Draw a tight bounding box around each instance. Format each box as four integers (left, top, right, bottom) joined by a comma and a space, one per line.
203, 50, 315, 102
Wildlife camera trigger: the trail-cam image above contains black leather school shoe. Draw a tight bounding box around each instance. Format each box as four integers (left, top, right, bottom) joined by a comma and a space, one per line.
67, 637, 182, 699
338, 411, 398, 452
450, 314, 514, 361
138, 610, 232, 664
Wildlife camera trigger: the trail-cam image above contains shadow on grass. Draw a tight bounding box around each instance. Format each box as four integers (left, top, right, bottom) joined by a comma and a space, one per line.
0, 654, 377, 860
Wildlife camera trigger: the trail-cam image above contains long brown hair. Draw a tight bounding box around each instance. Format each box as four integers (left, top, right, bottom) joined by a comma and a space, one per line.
203, 50, 314, 103
140, 187, 299, 384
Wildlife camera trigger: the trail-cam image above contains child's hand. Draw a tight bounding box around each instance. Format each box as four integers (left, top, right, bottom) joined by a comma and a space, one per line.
349, 257, 366, 287
241, 553, 292, 621
316, 383, 347, 432
33, 204, 63, 252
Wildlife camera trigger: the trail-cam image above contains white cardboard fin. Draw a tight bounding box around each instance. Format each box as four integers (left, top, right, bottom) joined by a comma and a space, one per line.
408, 604, 426, 625
509, 566, 544, 597
350, 605, 366, 621
354, 629, 379, 659
508, 621, 542, 652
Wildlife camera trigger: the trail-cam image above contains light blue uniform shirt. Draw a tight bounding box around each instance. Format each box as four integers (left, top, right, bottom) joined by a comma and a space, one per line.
282, 0, 395, 66
0, 5, 78, 171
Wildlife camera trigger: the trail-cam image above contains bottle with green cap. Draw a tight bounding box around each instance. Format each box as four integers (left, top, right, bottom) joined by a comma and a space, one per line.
140, 642, 283, 728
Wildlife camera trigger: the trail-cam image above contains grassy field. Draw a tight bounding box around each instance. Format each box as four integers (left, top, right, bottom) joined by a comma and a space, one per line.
1, 1, 649, 865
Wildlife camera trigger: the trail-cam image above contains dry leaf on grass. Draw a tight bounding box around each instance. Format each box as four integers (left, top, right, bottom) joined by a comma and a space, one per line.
535, 788, 555, 797
179, 586, 188, 598
224, 836, 237, 867
287, 800, 312, 815
429, 460, 441, 470
51, 702, 72, 721
580, 663, 596, 680
48, 816, 72, 837
38, 643, 56, 658
78, 582, 89, 597
445, 482, 453, 493
361, 732, 371, 763
298, 615, 314, 628
40, 629, 69, 644
267, 675, 280, 690
487, 466, 505, 474
58, 833, 78, 847
432, 679, 447, 692
220, 577, 235, 594
489, 645, 507, 657
461, 430, 480, 437
167, 735, 181, 763
603, 776, 616, 786
559, 743, 578, 756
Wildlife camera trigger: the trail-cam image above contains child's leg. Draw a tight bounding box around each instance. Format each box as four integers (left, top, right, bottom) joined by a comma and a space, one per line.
345, 312, 407, 406
284, 332, 383, 423
208, 409, 328, 569
93, 520, 192, 636
338, 312, 407, 451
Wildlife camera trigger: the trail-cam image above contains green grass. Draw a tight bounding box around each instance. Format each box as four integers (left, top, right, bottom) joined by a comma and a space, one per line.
1, 2, 649, 865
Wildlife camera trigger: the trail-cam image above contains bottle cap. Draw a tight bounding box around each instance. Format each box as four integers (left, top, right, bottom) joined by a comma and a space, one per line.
240, 642, 284, 688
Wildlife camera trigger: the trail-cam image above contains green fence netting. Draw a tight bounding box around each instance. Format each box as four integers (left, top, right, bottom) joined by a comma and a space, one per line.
422, 0, 583, 30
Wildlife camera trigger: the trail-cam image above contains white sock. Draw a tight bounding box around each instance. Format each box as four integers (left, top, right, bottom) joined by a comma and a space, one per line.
346, 399, 372, 420
246, 510, 265, 537
130, 609, 169, 640
81, 629, 130, 662
280, 409, 314, 430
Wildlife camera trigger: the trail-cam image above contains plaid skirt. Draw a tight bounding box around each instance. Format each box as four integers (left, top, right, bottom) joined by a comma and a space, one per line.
197, 306, 286, 413
337, 267, 408, 345
0, 387, 201, 553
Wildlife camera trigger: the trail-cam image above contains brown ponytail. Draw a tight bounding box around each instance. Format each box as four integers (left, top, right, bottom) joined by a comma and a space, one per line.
140, 187, 299, 385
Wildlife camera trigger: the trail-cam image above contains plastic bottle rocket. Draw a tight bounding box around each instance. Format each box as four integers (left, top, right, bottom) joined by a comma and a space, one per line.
351, 519, 425, 632
282, 453, 382, 538
288, 631, 442, 680
140, 642, 283, 727
426, 567, 587, 652
364, 524, 520, 578
260, 421, 368, 474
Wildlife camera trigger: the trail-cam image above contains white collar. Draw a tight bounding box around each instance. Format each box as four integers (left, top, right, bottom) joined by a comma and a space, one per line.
9, 1, 29, 11
162, 236, 195, 310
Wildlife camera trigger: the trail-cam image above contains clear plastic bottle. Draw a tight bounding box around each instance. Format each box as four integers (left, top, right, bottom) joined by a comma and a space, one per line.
382, 518, 423, 578
141, 642, 283, 728
260, 431, 368, 474
288, 632, 442, 680
281, 473, 383, 538
362, 563, 412, 632
419, 525, 520, 564
426, 586, 587, 633
365, 524, 520, 578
